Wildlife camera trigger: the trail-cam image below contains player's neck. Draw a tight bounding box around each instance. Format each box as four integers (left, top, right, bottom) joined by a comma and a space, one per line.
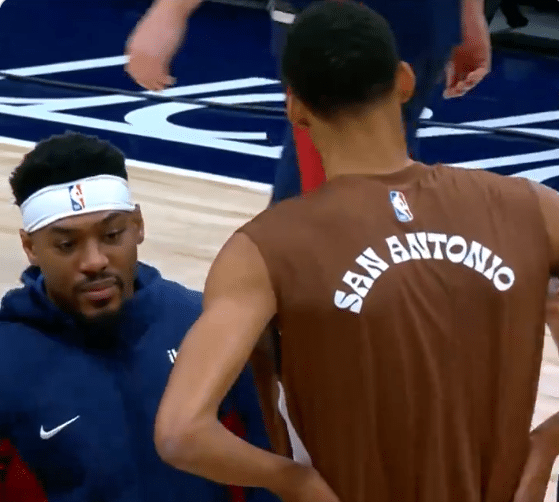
318, 106, 413, 179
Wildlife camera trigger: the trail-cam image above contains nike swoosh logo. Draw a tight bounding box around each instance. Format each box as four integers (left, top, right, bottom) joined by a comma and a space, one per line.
40, 415, 80, 440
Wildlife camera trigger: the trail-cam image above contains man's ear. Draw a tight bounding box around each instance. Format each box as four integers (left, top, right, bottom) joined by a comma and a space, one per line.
396, 61, 416, 104
286, 88, 311, 130
132, 205, 145, 245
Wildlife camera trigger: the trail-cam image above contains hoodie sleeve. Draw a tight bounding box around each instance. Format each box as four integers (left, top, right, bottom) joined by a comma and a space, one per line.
0, 328, 48, 502
0, 329, 16, 439
0, 440, 48, 502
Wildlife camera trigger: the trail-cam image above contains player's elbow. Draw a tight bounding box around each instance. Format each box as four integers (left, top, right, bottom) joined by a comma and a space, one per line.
154, 408, 206, 468
153, 426, 181, 467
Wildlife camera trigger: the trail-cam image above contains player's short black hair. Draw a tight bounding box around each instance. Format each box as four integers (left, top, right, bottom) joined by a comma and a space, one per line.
10, 131, 127, 206
281, 0, 400, 119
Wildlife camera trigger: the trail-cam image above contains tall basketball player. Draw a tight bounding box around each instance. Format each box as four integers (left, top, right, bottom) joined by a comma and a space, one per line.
153, 3, 559, 502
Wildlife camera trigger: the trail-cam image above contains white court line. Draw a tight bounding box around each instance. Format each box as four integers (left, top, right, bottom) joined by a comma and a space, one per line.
451, 148, 559, 170
0, 135, 273, 195
0, 0, 7, 8
0, 55, 128, 80
0, 135, 34, 148
511, 164, 559, 183
0, 103, 282, 159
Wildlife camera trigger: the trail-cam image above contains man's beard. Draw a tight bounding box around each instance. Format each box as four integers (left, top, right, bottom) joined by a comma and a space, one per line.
74, 309, 123, 351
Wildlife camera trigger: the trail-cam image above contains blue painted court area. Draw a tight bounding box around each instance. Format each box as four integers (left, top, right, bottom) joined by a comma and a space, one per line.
1, 0, 559, 187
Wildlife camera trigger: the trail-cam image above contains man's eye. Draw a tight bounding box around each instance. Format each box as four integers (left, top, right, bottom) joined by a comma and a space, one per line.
104, 229, 125, 242
56, 241, 75, 252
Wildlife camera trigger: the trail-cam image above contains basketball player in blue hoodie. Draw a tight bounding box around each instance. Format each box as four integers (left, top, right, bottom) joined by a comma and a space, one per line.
0, 131, 278, 502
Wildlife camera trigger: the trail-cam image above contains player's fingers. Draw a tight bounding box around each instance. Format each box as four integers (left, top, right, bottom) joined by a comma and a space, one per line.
125, 54, 170, 88
155, 81, 169, 91
129, 73, 160, 92
444, 62, 468, 99
445, 64, 489, 99
138, 81, 156, 91
445, 60, 457, 91
451, 67, 489, 98
150, 74, 175, 92
443, 80, 467, 99
124, 61, 147, 86
148, 65, 174, 89
464, 66, 489, 88
443, 87, 464, 99
126, 71, 154, 91
127, 70, 168, 92
152, 76, 176, 91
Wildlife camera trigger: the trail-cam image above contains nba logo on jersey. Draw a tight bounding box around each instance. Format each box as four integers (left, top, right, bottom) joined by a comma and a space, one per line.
69, 184, 85, 211
389, 191, 413, 222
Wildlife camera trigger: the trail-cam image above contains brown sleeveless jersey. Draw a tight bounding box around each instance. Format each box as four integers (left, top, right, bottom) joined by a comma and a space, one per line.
238, 163, 552, 502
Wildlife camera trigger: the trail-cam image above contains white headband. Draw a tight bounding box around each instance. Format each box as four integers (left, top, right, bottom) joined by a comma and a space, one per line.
21, 175, 136, 233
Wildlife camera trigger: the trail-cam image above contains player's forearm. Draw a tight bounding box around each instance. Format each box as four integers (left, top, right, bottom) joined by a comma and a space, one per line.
462, 0, 484, 8
461, 0, 485, 17
459, 0, 487, 42
155, 417, 310, 498
151, 0, 203, 20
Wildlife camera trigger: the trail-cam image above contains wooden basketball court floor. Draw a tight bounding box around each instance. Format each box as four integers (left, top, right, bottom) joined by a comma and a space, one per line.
0, 138, 558, 500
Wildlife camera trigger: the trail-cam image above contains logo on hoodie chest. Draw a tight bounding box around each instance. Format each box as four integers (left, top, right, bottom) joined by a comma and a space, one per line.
167, 349, 178, 364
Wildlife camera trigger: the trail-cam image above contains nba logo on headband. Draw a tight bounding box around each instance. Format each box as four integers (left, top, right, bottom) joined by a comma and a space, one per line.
20, 175, 135, 233
69, 184, 85, 211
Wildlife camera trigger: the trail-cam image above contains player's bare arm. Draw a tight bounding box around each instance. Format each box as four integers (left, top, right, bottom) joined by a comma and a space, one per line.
154, 231, 339, 502
511, 181, 559, 502
445, 0, 490, 99
530, 180, 559, 418
125, 0, 203, 90
532, 181, 559, 280
547, 278, 559, 351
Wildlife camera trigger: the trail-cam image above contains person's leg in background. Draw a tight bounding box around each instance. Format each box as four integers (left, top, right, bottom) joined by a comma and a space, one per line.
401, 52, 454, 161
374, 0, 457, 161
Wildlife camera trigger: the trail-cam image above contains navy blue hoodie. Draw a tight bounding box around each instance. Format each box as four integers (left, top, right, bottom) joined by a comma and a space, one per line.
0, 263, 278, 502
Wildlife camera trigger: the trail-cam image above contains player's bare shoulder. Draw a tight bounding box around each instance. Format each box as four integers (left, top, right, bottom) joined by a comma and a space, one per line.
238, 194, 313, 245
204, 230, 276, 312
435, 163, 549, 211
443, 164, 558, 274
524, 180, 559, 275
